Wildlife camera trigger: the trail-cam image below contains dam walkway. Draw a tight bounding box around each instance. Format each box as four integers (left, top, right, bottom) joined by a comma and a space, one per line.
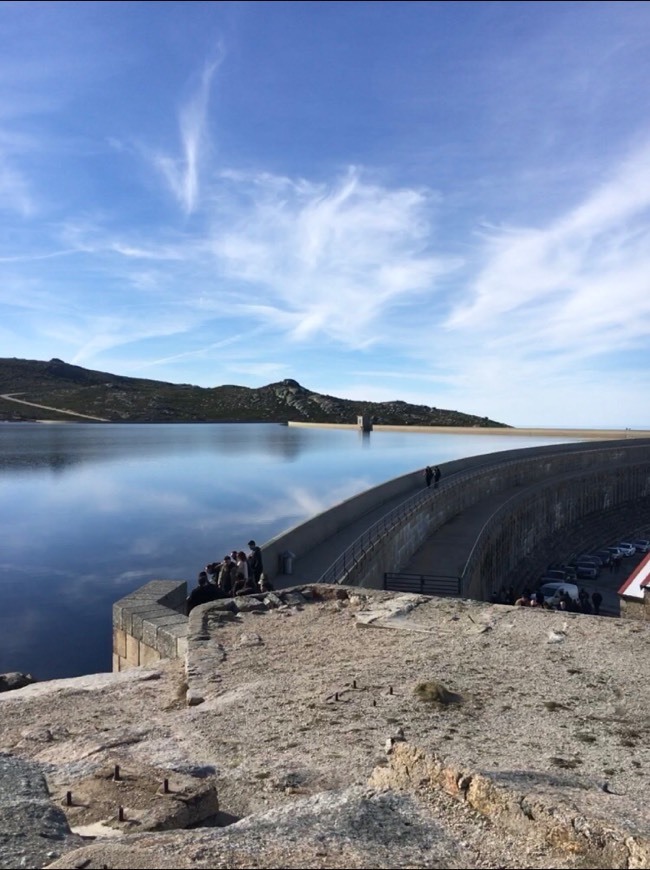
272, 463, 646, 617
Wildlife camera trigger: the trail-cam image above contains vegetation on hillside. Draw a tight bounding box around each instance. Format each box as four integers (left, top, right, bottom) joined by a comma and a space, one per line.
0, 357, 509, 427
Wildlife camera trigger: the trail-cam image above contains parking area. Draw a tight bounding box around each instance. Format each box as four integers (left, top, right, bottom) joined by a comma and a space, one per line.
537, 540, 649, 616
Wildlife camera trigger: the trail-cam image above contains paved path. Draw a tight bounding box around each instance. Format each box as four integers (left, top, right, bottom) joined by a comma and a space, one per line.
0, 393, 109, 422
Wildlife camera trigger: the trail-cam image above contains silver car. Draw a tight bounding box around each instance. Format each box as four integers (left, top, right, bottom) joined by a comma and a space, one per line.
617, 542, 637, 556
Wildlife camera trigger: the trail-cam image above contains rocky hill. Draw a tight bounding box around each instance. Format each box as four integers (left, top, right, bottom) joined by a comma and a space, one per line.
0, 357, 508, 426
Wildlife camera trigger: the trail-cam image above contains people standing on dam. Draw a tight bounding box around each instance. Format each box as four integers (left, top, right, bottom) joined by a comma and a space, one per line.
236, 551, 250, 581
247, 540, 264, 583
424, 466, 433, 487
187, 571, 218, 614
433, 466, 441, 488
217, 556, 235, 596
592, 591, 603, 615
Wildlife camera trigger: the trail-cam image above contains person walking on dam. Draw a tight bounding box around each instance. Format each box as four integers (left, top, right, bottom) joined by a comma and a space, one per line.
433, 466, 441, 488
424, 466, 433, 488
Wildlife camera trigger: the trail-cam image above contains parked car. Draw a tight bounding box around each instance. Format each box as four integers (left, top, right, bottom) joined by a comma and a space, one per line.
538, 582, 580, 607
574, 557, 601, 574
576, 554, 603, 577
573, 563, 599, 579
606, 546, 626, 559
542, 568, 568, 582
616, 542, 636, 556
560, 565, 578, 581
632, 539, 650, 553
593, 550, 613, 566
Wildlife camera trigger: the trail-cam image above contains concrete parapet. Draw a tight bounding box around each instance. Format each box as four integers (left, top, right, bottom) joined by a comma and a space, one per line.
112, 580, 188, 672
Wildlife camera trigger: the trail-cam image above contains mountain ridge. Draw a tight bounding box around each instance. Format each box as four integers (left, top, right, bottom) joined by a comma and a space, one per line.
0, 357, 509, 427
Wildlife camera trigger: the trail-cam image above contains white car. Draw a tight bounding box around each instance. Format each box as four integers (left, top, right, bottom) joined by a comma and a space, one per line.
632, 539, 650, 553
617, 542, 636, 556
538, 582, 580, 607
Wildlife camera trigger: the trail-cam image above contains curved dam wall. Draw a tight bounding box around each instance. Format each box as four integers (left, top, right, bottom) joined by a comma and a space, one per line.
263, 438, 650, 593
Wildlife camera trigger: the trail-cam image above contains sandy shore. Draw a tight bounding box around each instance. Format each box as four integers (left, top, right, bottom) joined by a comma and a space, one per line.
288, 421, 650, 439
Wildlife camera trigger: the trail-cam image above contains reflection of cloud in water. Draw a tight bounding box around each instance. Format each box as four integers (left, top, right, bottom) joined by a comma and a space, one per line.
231, 477, 376, 526
0, 604, 51, 671
127, 536, 170, 557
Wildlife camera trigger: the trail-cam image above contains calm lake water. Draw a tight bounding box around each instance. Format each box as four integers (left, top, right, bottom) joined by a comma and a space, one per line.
0, 423, 582, 681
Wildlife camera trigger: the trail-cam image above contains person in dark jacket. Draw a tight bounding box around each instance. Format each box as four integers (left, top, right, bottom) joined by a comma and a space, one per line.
592, 590, 603, 615
433, 466, 441, 488
186, 572, 217, 614
248, 540, 264, 583
424, 466, 433, 488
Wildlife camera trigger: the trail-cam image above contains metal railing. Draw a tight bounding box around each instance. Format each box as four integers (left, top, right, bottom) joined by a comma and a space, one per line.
316, 480, 448, 586
383, 572, 461, 596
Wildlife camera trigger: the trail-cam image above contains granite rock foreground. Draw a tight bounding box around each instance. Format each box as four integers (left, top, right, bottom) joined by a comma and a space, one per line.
0, 585, 648, 869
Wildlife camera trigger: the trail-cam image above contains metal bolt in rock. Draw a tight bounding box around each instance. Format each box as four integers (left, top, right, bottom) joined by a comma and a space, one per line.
113, 764, 121, 781
163, 778, 170, 794
65, 791, 72, 807
118, 806, 125, 822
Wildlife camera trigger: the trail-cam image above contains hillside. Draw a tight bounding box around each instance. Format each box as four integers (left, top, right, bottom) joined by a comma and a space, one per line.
0, 357, 508, 427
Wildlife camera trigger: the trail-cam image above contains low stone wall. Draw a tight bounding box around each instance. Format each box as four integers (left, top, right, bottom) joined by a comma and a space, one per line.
620, 591, 650, 621
112, 580, 188, 671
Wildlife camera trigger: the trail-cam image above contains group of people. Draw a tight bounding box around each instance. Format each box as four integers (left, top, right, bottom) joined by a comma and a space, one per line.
424, 465, 441, 488
187, 540, 273, 613
502, 587, 603, 614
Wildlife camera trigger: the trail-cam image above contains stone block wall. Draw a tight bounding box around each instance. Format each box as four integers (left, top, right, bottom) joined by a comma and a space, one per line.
113, 580, 188, 671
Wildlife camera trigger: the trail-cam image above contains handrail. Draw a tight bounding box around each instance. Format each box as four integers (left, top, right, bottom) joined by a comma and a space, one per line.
317, 464, 480, 585
315, 440, 650, 588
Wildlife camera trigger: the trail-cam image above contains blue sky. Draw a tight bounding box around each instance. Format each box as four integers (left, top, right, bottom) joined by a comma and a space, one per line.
1, 1, 650, 428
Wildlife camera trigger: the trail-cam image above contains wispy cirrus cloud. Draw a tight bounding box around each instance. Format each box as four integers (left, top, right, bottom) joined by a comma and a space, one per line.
151, 52, 223, 215
207, 167, 461, 347
448, 141, 650, 350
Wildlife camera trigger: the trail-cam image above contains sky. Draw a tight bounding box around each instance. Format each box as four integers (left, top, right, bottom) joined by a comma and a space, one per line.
1, 1, 650, 429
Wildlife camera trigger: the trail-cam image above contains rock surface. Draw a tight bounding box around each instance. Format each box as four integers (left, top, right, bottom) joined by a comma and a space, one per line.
0, 585, 648, 869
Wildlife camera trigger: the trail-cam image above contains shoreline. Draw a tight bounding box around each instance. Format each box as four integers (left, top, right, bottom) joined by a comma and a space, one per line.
287, 421, 650, 439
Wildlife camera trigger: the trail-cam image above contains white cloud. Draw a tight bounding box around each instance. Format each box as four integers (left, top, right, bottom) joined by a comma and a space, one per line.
208, 167, 461, 347
151, 54, 222, 214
